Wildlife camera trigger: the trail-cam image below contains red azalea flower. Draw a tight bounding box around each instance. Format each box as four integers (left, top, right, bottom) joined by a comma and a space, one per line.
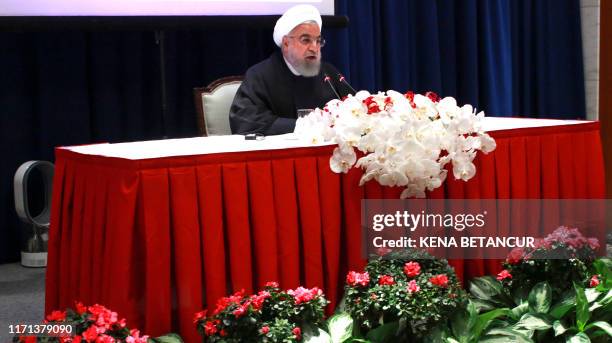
72, 336, 83, 343
506, 248, 524, 265
587, 238, 600, 250
496, 270, 512, 281
378, 275, 395, 286
407, 280, 420, 293
127, 329, 148, 343
204, 321, 218, 336
193, 310, 207, 324
430, 274, 449, 287
46, 310, 66, 322
87, 304, 108, 317
590, 275, 600, 288
288, 287, 322, 304
249, 292, 270, 311
219, 329, 227, 337
75, 302, 87, 315
292, 327, 302, 340
260, 326, 270, 334
213, 290, 245, 315
403, 261, 421, 278
82, 326, 99, 342
425, 91, 440, 102
95, 334, 115, 343
20, 336, 37, 343
346, 271, 370, 287
264, 281, 279, 288
233, 304, 248, 318
117, 318, 127, 329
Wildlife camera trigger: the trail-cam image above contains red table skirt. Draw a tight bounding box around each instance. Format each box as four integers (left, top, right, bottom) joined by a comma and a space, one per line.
46, 122, 605, 342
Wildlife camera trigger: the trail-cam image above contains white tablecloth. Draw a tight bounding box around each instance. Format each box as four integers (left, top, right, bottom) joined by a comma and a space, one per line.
63, 117, 590, 160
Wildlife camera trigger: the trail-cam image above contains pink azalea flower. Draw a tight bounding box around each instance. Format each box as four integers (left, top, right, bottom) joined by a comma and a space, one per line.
346, 271, 370, 287
496, 270, 512, 281
407, 280, 420, 293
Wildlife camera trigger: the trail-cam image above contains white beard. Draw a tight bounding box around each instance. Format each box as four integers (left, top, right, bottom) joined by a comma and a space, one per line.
294, 59, 321, 77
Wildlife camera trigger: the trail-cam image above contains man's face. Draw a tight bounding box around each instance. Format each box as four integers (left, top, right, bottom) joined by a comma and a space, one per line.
282, 22, 322, 77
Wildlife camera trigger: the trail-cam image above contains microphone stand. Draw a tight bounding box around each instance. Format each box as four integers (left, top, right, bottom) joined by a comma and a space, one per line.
323, 74, 341, 99
338, 74, 356, 95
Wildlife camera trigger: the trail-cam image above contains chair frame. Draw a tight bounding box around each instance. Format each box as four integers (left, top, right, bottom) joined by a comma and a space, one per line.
193, 75, 244, 136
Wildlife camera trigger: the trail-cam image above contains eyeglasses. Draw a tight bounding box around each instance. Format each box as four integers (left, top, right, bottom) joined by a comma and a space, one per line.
287, 35, 326, 48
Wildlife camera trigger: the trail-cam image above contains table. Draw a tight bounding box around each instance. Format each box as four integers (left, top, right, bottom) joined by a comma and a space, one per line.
45, 118, 605, 342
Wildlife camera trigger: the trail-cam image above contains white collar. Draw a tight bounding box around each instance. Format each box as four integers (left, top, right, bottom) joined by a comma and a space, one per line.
283, 56, 301, 76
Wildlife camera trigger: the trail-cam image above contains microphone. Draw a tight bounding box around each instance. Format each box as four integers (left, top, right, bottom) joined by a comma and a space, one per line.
338, 74, 356, 95
323, 74, 341, 100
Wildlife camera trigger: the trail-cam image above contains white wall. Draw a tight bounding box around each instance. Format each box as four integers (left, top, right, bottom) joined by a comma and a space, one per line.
580, 0, 600, 120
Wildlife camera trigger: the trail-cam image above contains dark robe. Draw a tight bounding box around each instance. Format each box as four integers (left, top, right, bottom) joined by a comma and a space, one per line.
229, 51, 350, 135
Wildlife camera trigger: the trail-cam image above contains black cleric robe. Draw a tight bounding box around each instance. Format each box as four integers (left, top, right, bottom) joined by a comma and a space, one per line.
229, 51, 350, 135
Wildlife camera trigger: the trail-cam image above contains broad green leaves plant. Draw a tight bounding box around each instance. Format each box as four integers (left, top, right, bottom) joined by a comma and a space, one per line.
466, 259, 612, 343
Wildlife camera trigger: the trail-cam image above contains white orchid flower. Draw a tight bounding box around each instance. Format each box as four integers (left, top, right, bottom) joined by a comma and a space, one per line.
452, 157, 476, 181
330, 145, 357, 173
295, 89, 496, 198
479, 133, 497, 153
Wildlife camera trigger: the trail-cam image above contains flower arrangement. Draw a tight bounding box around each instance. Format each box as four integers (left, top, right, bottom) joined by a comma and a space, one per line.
294, 90, 496, 198
342, 249, 465, 340
502, 226, 600, 296
15, 302, 181, 343
194, 282, 328, 342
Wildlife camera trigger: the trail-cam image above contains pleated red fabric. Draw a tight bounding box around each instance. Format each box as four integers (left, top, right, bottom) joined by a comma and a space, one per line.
46, 122, 606, 342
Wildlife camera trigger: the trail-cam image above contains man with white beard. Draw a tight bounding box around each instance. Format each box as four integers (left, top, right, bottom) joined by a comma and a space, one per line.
230, 4, 350, 135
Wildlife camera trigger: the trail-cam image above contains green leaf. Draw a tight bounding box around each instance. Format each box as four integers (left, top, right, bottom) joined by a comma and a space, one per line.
303, 327, 332, 343
512, 284, 531, 306
148, 333, 184, 343
574, 283, 590, 331
482, 328, 534, 343
553, 320, 568, 337
445, 338, 460, 343
597, 290, 612, 307
365, 321, 399, 343
328, 313, 353, 343
450, 307, 473, 342
528, 282, 552, 314
511, 302, 529, 321
479, 336, 524, 343
467, 300, 478, 321
473, 308, 513, 340
550, 292, 577, 320
515, 313, 552, 331
589, 302, 602, 312
472, 298, 496, 313
469, 276, 502, 301
585, 321, 612, 337
565, 332, 591, 343
584, 288, 601, 303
